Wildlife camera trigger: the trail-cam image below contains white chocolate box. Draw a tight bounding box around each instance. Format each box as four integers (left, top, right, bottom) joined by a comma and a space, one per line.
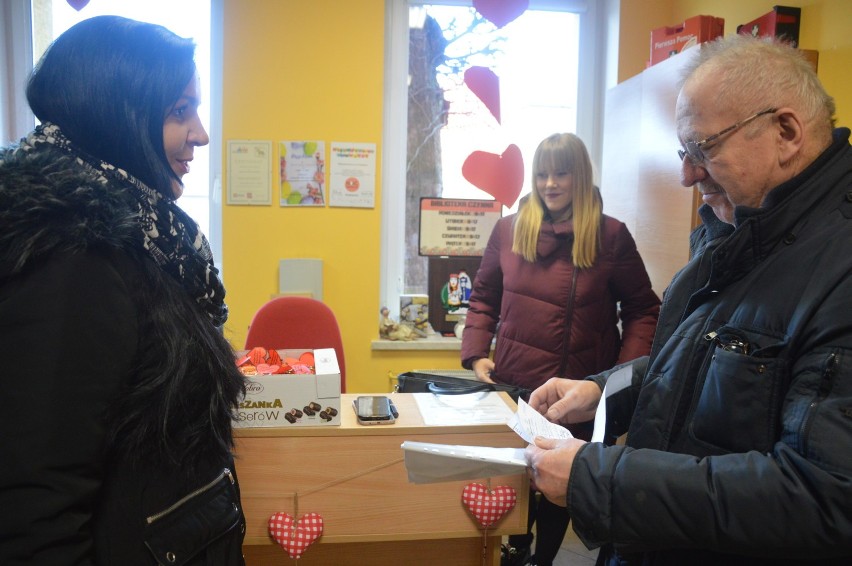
234, 348, 341, 428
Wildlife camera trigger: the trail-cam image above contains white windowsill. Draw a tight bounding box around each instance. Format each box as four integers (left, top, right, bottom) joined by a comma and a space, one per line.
371, 335, 497, 352
371, 335, 463, 351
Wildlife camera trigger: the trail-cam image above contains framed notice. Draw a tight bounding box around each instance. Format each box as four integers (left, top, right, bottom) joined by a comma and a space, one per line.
418, 198, 502, 257
227, 140, 272, 205
329, 141, 376, 208
279, 140, 325, 206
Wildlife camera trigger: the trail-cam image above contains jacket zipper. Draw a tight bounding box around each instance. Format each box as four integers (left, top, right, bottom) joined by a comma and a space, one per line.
146, 468, 234, 525
558, 267, 579, 377
798, 353, 837, 452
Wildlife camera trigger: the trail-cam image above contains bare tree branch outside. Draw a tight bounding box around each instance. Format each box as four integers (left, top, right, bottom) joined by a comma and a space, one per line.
405, 8, 504, 294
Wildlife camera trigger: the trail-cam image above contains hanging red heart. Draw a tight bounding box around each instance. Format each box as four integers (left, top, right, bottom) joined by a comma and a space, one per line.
461, 144, 524, 209
268, 512, 324, 559
462, 483, 517, 528
473, 0, 529, 29
464, 66, 501, 124
66, 0, 90, 10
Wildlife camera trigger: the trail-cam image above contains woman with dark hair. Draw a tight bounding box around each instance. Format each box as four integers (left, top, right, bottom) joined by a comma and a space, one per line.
461, 133, 660, 566
0, 16, 246, 564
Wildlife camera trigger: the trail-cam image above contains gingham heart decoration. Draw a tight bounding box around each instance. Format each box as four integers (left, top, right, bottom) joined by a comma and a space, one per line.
462, 483, 517, 528
268, 512, 324, 559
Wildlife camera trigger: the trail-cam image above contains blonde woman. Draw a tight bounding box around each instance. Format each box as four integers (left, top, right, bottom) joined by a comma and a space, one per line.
461, 133, 660, 566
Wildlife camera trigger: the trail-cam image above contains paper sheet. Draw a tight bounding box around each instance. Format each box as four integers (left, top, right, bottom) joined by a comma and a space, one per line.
591, 365, 632, 443
508, 398, 574, 444
401, 441, 527, 484
413, 391, 515, 426
402, 396, 571, 483
402, 368, 633, 484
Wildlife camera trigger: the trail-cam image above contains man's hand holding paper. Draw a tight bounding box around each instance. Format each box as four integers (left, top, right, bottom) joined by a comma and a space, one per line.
509, 398, 584, 507
509, 396, 586, 507
519, 378, 605, 507
526, 377, 601, 425
402, 385, 602, 494
525, 436, 585, 507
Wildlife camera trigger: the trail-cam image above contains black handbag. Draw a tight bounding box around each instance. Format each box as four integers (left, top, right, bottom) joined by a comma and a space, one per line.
394, 371, 530, 403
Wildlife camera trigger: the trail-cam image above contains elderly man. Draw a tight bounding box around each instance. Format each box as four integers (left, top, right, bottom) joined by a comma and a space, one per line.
525, 35, 852, 565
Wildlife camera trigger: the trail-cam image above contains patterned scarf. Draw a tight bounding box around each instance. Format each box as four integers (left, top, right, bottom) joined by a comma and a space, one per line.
21, 122, 228, 326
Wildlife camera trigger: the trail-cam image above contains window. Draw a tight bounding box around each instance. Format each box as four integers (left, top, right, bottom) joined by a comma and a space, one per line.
16, 0, 221, 261
381, 0, 613, 318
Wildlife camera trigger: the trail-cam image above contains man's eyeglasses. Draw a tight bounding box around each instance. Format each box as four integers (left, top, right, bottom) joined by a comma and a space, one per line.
678, 107, 777, 164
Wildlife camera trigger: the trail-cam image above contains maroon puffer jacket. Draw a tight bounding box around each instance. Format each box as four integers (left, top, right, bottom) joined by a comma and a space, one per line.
461, 214, 660, 391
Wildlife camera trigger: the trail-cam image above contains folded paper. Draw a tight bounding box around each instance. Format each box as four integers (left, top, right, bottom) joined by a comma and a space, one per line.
401, 441, 527, 484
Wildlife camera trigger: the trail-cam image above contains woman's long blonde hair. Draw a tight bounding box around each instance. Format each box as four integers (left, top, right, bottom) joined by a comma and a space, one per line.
512, 133, 602, 268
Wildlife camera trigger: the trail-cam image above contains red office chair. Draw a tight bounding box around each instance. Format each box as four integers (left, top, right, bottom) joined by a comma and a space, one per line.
245, 296, 346, 391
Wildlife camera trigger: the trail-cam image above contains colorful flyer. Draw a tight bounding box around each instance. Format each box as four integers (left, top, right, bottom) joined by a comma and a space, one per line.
329, 142, 376, 208
279, 140, 325, 206
227, 140, 272, 205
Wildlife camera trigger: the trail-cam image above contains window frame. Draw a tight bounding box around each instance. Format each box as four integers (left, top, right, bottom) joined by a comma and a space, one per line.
1, 0, 223, 268
379, 0, 615, 318
1, 0, 35, 143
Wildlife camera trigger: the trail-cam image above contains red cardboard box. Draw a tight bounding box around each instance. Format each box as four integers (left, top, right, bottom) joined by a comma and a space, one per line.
737, 5, 801, 47
650, 15, 725, 66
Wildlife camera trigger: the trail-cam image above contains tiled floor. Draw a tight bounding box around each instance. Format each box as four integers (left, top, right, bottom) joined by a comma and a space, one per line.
504, 525, 598, 566
552, 527, 597, 566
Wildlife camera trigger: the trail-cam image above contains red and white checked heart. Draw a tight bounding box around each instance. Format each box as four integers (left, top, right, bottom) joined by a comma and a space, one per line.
462, 483, 517, 528
268, 512, 324, 559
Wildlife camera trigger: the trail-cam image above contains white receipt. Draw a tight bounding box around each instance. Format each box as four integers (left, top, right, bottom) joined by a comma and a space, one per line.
507, 398, 573, 443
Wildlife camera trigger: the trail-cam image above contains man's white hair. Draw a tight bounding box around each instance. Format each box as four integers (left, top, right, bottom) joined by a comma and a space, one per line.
680, 35, 835, 137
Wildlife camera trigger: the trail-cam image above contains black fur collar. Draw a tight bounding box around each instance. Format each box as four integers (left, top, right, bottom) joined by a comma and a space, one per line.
0, 142, 139, 279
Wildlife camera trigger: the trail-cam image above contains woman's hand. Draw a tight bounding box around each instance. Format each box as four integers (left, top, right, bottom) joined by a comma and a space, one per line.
471, 358, 496, 383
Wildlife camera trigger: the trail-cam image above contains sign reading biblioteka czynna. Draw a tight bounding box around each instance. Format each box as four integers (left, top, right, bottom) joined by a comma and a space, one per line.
419, 198, 502, 257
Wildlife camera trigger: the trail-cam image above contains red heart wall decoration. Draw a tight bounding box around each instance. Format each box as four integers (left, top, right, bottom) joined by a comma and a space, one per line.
66, 0, 90, 10
462, 483, 517, 528
473, 0, 529, 29
464, 66, 501, 124
268, 512, 324, 559
461, 144, 524, 209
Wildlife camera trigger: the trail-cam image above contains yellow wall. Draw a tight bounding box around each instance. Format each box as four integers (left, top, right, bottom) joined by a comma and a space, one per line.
221, 0, 852, 394
618, 0, 852, 125
221, 0, 466, 393
617, 0, 674, 82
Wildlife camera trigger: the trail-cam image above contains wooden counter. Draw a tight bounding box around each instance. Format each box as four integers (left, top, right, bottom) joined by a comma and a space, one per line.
236, 392, 529, 565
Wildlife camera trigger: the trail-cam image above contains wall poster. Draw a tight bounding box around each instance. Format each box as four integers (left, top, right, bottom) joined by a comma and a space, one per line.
279, 140, 325, 206
227, 140, 272, 205
329, 141, 376, 208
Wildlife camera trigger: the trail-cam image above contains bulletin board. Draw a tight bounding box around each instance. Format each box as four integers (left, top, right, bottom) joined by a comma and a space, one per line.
418, 198, 502, 257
